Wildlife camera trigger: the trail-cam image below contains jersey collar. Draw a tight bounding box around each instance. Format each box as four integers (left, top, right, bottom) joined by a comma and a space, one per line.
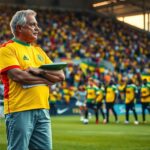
12, 38, 31, 46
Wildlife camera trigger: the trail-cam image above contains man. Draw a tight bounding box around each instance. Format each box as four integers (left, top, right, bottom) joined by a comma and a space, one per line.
0, 9, 65, 150
105, 80, 118, 123
124, 79, 139, 125
140, 79, 150, 123
83, 78, 99, 124
95, 82, 106, 124
49, 88, 57, 116
75, 85, 87, 121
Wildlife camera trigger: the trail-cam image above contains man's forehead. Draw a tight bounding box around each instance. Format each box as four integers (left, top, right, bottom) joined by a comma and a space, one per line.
26, 14, 37, 22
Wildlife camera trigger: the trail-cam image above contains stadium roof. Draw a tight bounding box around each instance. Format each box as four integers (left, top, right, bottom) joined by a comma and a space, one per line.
0, 0, 150, 17
92, 0, 150, 17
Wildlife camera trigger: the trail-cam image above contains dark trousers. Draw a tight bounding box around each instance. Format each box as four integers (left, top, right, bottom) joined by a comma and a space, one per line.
96, 102, 105, 120
106, 102, 118, 123
49, 103, 57, 115
85, 102, 98, 121
141, 102, 150, 121
125, 102, 138, 121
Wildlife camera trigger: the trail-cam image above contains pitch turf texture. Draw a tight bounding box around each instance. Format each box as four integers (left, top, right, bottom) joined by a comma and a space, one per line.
0, 115, 150, 150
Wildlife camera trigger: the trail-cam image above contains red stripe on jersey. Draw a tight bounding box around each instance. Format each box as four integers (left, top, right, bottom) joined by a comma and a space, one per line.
1, 73, 11, 113
0, 65, 20, 74
0, 40, 14, 47
0, 65, 20, 99
1, 72, 10, 99
0, 66, 20, 113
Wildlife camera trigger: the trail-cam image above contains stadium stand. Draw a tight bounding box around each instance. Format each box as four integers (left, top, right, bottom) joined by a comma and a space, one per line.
0, 4, 149, 109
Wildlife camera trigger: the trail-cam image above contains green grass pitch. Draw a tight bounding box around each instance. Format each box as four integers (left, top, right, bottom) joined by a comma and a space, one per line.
0, 115, 150, 150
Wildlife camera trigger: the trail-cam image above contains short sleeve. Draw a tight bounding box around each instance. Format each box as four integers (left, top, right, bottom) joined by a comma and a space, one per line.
0, 46, 20, 73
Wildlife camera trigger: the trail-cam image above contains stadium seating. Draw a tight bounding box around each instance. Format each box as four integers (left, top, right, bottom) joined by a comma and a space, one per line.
0, 5, 150, 104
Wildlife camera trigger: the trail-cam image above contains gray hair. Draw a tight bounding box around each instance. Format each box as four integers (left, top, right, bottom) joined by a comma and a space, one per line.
10, 9, 37, 36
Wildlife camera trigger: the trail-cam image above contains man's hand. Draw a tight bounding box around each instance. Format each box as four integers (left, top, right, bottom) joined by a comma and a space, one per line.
26, 67, 44, 76
41, 69, 65, 83
7, 68, 54, 86
26, 67, 65, 83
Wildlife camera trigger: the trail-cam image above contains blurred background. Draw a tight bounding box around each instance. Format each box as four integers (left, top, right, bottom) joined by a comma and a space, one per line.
0, 0, 150, 116
0, 1, 150, 150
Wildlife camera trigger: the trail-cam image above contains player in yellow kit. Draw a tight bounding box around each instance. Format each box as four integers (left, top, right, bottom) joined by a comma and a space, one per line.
84, 78, 99, 124
49, 89, 57, 115
105, 80, 118, 123
140, 79, 150, 123
124, 79, 139, 125
95, 82, 106, 123
0, 9, 65, 150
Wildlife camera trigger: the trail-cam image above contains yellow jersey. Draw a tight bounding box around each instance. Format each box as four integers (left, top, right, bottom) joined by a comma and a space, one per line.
0, 38, 52, 114
96, 87, 105, 103
86, 85, 98, 102
140, 84, 150, 103
125, 84, 137, 104
49, 91, 57, 103
106, 85, 117, 103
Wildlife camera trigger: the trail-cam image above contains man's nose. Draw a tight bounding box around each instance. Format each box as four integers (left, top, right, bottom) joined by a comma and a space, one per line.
35, 26, 41, 32
36, 27, 42, 33
38, 27, 42, 33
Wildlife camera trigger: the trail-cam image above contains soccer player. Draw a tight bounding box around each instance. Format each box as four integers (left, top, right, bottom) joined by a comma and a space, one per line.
118, 79, 126, 103
140, 79, 150, 123
105, 80, 118, 123
83, 78, 99, 124
0, 10, 65, 150
75, 85, 87, 121
61, 81, 71, 104
49, 89, 57, 115
124, 79, 139, 125
95, 81, 106, 123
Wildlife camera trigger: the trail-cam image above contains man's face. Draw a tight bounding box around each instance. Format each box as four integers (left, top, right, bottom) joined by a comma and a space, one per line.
19, 14, 40, 43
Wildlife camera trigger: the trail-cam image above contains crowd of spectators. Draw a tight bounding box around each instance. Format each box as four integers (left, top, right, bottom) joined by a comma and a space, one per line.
0, 5, 150, 104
